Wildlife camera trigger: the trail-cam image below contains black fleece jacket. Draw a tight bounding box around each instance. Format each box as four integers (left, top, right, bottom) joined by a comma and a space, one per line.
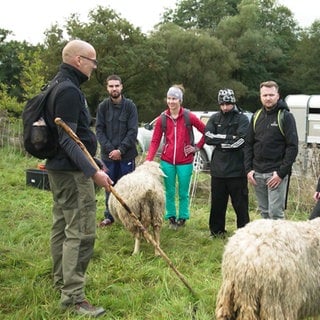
45, 63, 98, 178
244, 99, 299, 178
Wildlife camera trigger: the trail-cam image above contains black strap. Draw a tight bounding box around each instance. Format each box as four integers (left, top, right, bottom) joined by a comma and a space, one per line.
161, 109, 194, 145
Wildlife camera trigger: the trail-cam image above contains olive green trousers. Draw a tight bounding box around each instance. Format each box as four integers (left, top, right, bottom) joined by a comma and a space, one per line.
47, 170, 96, 307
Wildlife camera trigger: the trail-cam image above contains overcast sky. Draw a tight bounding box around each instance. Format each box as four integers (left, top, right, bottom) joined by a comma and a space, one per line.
1, 0, 319, 44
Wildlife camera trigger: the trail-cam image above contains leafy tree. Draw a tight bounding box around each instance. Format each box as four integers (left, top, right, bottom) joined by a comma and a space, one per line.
0, 49, 47, 117
42, 24, 68, 80
0, 83, 22, 117
149, 23, 246, 114
0, 28, 12, 42
257, 0, 300, 97
288, 21, 320, 94
214, 0, 298, 109
0, 29, 37, 101
20, 50, 48, 100
1, 1, 317, 121
162, 0, 241, 31
42, 7, 167, 120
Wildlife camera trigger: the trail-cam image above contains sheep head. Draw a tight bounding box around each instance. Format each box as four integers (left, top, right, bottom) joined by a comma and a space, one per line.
139, 161, 166, 177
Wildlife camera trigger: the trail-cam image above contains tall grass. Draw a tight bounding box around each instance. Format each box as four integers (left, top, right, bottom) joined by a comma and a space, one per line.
0, 147, 315, 319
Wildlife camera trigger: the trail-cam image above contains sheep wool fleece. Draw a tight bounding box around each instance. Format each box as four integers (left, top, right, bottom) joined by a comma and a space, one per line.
108, 161, 165, 255
216, 218, 320, 320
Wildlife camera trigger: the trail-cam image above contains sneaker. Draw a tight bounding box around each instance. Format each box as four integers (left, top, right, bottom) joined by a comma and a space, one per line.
177, 219, 186, 227
168, 217, 177, 230
98, 218, 114, 228
74, 300, 106, 318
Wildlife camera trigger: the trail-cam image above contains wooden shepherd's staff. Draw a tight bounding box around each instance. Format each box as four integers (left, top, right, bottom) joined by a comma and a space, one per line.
54, 117, 198, 299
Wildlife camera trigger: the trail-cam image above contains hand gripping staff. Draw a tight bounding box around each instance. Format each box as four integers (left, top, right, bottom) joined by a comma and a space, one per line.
54, 117, 198, 300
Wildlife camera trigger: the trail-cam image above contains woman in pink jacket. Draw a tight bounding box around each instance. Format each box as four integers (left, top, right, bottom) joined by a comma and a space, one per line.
146, 85, 205, 229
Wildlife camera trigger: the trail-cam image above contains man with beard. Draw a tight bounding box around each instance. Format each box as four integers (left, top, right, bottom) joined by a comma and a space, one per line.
96, 75, 138, 227
244, 81, 298, 220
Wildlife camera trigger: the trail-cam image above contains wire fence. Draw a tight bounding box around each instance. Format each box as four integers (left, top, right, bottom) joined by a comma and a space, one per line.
0, 118, 25, 155
1, 115, 319, 216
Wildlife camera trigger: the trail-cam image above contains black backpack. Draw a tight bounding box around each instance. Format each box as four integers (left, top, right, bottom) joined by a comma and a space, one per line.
160, 108, 194, 145
22, 78, 66, 159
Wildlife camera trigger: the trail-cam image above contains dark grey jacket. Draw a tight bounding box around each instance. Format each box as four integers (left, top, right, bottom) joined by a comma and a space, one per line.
95, 97, 138, 161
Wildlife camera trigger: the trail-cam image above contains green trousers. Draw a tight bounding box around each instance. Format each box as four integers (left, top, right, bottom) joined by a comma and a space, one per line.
47, 170, 96, 307
160, 160, 193, 221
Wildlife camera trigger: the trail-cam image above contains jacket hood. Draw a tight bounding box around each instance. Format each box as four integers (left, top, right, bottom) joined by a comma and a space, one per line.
277, 99, 290, 111
264, 99, 289, 115
233, 104, 242, 114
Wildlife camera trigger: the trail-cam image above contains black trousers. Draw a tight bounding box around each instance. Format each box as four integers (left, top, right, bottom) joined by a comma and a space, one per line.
209, 176, 249, 234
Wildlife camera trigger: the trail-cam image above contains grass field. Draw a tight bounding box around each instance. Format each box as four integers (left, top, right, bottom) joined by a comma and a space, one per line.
0, 147, 314, 319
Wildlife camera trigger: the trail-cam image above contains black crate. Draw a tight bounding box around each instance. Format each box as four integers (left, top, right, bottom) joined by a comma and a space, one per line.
26, 169, 50, 190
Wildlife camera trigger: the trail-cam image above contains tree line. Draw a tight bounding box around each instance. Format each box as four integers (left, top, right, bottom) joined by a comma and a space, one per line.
1, 0, 320, 122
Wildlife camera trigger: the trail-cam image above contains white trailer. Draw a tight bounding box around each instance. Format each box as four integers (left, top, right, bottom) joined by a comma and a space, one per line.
285, 94, 320, 144
285, 94, 320, 175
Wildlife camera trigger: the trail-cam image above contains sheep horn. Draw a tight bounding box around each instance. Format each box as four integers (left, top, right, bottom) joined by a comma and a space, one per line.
54, 117, 199, 300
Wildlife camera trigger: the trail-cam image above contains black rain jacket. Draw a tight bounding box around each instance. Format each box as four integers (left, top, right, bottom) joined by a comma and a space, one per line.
205, 106, 249, 178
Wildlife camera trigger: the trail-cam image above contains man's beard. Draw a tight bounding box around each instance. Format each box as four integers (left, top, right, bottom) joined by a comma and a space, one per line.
111, 92, 121, 99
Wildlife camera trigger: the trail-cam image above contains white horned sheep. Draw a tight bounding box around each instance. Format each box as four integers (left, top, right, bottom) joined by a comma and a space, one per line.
215, 218, 320, 320
108, 161, 165, 256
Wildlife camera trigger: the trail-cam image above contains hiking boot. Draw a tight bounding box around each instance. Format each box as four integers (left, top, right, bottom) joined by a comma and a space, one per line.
168, 217, 177, 230
177, 219, 186, 227
74, 300, 106, 318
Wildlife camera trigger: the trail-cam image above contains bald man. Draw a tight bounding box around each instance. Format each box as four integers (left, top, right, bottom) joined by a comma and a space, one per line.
45, 39, 111, 317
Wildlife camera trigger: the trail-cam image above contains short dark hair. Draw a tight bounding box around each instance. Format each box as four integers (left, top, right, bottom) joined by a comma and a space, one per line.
106, 74, 122, 84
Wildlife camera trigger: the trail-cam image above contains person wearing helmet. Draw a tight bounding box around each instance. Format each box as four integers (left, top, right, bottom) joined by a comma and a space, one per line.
204, 88, 250, 238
